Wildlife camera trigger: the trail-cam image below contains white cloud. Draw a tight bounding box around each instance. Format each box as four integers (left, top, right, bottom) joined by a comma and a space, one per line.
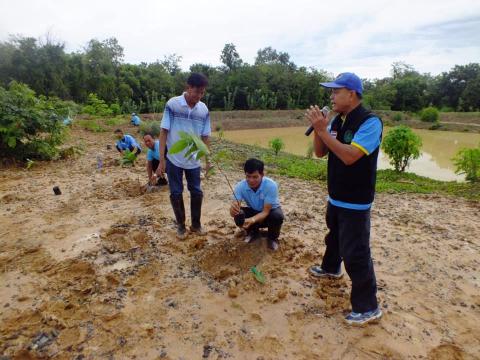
0, 0, 479, 78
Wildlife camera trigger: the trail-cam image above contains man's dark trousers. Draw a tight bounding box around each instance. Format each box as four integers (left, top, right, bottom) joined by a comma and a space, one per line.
240, 207, 284, 240
321, 202, 378, 313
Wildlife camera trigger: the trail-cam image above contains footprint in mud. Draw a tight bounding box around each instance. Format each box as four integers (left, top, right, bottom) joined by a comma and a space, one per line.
427, 343, 467, 360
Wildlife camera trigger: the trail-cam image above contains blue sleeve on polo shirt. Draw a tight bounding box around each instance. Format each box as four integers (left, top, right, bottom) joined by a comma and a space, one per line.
202, 112, 211, 136
263, 180, 279, 206
351, 117, 382, 155
161, 105, 171, 130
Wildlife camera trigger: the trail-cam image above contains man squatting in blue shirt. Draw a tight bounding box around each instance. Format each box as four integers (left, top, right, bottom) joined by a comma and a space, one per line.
143, 133, 168, 187
305, 72, 383, 326
229, 158, 284, 251
158, 73, 212, 240
114, 129, 142, 158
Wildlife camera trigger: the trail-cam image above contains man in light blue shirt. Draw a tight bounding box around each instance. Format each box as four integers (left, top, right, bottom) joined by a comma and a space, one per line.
159, 73, 211, 239
230, 158, 284, 251
131, 113, 141, 126
143, 133, 167, 186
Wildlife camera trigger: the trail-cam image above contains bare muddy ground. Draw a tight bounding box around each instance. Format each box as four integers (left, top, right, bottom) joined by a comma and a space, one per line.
1, 127, 479, 359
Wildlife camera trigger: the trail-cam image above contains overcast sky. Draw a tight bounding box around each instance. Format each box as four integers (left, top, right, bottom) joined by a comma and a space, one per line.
1, 0, 479, 79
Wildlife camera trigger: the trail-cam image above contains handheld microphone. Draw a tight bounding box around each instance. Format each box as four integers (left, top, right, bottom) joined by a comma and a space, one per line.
305, 106, 330, 136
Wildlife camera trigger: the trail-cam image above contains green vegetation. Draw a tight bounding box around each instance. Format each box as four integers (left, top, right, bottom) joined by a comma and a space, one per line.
269, 137, 284, 155
420, 106, 440, 122
382, 126, 422, 172
120, 149, 137, 166
2, 37, 480, 113
77, 119, 106, 133
210, 139, 479, 200
139, 121, 161, 137
453, 145, 480, 182
0, 82, 71, 160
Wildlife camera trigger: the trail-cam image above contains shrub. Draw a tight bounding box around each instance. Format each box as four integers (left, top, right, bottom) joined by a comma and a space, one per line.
452, 145, 480, 182
420, 107, 439, 122
82, 93, 113, 117
269, 137, 284, 155
382, 125, 422, 172
109, 103, 122, 116
0, 82, 69, 160
139, 121, 161, 137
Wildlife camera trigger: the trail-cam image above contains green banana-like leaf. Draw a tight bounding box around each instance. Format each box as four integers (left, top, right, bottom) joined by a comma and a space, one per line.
168, 138, 190, 154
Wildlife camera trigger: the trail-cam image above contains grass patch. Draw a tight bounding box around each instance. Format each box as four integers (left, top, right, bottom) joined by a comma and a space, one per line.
77, 119, 107, 132
104, 116, 128, 127
212, 138, 480, 201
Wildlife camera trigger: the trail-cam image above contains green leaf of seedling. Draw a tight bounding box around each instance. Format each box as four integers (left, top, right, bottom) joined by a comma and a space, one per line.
169, 138, 190, 154
250, 266, 266, 284
190, 134, 209, 158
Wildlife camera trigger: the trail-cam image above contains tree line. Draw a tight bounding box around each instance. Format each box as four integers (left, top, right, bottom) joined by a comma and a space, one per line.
1, 36, 479, 113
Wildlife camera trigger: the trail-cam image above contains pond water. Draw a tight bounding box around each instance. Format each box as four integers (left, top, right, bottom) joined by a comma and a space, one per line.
217, 127, 480, 181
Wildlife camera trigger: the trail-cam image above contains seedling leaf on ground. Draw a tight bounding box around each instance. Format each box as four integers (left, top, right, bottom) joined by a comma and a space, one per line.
251, 266, 266, 284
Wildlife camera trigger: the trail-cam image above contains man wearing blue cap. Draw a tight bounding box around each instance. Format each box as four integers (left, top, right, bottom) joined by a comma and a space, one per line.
305, 72, 383, 325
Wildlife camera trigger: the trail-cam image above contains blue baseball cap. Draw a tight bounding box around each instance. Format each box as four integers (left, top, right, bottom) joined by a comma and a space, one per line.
320, 72, 363, 95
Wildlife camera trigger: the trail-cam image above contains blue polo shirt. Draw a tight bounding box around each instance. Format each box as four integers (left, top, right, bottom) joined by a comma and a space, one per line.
234, 177, 280, 212
131, 115, 141, 126
327, 116, 382, 210
147, 139, 160, 161
116, 134, 141, 151
161, 94, 211, 169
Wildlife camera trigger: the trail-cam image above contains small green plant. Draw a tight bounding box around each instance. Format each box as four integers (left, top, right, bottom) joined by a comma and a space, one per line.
26, 158, 35, 170
269, 137, 284, 155
120, 149, 137, 166
420, 107, 439, 122
170, 132, 239, 200
382, 125, 422, 172
105, 116, 127, 127
452, 145, 480, 182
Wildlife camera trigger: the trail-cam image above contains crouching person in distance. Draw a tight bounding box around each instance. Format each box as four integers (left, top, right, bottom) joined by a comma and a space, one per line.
229, 158, 284, 251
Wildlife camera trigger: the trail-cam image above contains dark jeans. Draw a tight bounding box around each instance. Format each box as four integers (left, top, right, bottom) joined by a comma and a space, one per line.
236, 207, 284, 241
166, 158, 202, 196
116, 145, 141, 155
321, 202, 378, 313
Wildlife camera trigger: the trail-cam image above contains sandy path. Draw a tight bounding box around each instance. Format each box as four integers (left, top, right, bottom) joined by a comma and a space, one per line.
0, 127, 479, 359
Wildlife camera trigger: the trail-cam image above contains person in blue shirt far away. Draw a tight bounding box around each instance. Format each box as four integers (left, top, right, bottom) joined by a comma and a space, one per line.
230, 158, 284, 251
305, 72, 383, 326
114, 129, 142, 158
131, 113, 141, 126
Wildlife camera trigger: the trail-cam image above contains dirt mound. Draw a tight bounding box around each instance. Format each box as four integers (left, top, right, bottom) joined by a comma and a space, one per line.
196, 237, 267, 281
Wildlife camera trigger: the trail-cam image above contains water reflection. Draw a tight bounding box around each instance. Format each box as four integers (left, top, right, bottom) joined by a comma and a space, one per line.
217, 126, 480, 181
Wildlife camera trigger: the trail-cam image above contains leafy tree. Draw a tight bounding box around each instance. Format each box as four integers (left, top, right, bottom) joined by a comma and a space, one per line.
0, 82, 68, 160
220, 43, 242, 71
382, 125, 422, 172
453, 145, 480, 182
